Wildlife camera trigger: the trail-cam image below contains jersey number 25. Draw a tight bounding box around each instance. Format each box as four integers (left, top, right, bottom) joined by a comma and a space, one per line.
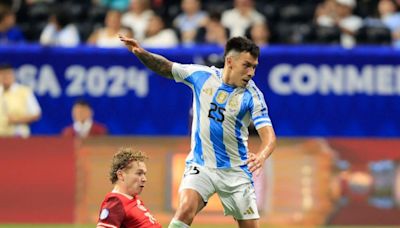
208, 102, 225, 123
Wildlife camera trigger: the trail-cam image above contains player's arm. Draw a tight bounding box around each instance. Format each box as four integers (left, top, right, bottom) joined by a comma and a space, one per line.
7, 113, 40, 125
8, 91, 41, 124
247, 125, 276, 174
119, 34, 173, 79
97, 197, 124, 228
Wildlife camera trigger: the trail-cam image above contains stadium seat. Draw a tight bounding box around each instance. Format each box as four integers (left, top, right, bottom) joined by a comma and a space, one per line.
273, 22, 313, 44
313, 25, 341, 44
24, 2, 52, 42
27, 2, 51, 22
60, 2, 86, 23
77, 21, 95, 42
205, 0, 232, 14
19, 21, 47, 42
87, 5, 108, 25
258, 1, 279, 21
356, 26, 392, 45
279, 5, 305, 23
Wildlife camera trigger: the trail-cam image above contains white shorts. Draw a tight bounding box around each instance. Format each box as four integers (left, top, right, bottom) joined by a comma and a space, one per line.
179, 163, 259, 220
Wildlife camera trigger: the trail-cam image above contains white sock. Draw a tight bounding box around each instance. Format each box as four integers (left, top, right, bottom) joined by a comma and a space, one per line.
168, 218, 190, 228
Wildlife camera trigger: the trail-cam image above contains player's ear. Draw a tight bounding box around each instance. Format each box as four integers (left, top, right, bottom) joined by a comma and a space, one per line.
226, 56, 233, 68
117, 169, 124, 181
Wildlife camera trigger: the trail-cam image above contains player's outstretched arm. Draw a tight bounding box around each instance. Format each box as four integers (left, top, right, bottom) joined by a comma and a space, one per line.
119, 34, 174, 79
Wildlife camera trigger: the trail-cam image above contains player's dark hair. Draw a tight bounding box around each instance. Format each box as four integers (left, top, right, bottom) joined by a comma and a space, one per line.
224, 36, 260, 58
109, 147, 148, 184
74, 99, 91, 108
0, 63, 13, 70
0, 5, 12, 22
52, 5, 72, 28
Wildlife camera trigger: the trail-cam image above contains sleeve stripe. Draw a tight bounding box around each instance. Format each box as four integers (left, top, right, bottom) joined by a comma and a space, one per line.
97, 222, 118, 228
255, 122, 272, 130
254, 117, 270, 123
253, 116, 266, 121
254, 118, 271, 126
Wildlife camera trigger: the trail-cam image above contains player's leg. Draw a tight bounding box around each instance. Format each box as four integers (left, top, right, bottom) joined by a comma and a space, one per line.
237, 218, 259, 228
169, 164, 215, 227
170, 189, 206, 227
216, 167, 260, 228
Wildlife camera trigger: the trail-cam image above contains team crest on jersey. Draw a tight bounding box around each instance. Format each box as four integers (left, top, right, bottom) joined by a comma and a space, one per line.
216, 90, 229, 104
228, 96, 239, 110
99, 208, 109, 220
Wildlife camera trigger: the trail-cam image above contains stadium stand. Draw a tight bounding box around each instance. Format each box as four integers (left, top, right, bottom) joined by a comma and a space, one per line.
1, 0, 399, 46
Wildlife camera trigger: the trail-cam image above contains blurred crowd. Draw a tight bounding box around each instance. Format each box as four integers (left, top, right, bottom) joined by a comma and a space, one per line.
0, 0, 399, 48
0, 61, 108, 138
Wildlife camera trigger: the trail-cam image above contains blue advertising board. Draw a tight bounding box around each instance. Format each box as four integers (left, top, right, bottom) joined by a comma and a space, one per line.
1, 44, 399, 136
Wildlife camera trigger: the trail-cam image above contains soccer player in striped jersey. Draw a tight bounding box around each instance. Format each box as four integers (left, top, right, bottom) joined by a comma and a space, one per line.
119, 34, 276, 228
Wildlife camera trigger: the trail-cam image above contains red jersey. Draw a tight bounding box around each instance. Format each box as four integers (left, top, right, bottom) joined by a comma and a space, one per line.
62, 122, 108, 137
97, 192, 161, 228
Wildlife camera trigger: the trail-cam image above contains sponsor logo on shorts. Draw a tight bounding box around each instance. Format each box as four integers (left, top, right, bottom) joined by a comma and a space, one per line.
243, 206, 255, 215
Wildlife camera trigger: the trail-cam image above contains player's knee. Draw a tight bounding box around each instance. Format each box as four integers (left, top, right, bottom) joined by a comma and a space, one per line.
237, 218, 259, 228
175, 189, 204, 223
175, 201, 197, 221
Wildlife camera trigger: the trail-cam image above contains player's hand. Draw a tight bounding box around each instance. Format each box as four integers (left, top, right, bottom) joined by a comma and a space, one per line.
247, 152, 265, 176
119, 34, 142, 54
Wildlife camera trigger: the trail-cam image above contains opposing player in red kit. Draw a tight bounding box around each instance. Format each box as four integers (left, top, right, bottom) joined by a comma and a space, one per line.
97, 147, 161, 228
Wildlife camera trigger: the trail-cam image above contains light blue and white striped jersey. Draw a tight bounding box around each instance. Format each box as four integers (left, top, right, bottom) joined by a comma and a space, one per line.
172, 63, 272, 169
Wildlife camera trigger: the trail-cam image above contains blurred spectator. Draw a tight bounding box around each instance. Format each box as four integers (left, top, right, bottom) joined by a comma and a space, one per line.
173, 0, 207, 44
315, 0, 362, 47
93, 0, 130, 11
0, 63, 41, 138
121, 0, 154, 42
221, 0, 265, 37
39, 6, 80, 47
335, 0, 363, 47
142, 14, 178, 48
62, 99, 107, 138
315, 0, 338, 27
378, 0, 400, 47
195, 10, 228, 46
0, 4, 25, 44
0, 0, 22, 11
87, 10, 133, 48
248, 21, 270, 47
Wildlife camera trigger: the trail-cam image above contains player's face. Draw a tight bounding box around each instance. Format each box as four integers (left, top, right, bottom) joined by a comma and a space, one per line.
229, 52, 258, 88
123, 161, 147, 196
72, 105, 92, 123
0, 69, 15, 89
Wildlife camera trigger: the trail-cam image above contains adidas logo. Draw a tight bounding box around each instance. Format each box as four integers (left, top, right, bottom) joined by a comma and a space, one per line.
243, 206, 255, 215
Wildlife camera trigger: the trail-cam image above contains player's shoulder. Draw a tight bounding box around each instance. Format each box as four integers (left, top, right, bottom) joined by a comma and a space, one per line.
105, 192, 135, 205
104, 193, 122, 202
245, 80, 261, 92
13, 83, 32, 94
245, 80, 266, 98
175, 63, 219, 75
